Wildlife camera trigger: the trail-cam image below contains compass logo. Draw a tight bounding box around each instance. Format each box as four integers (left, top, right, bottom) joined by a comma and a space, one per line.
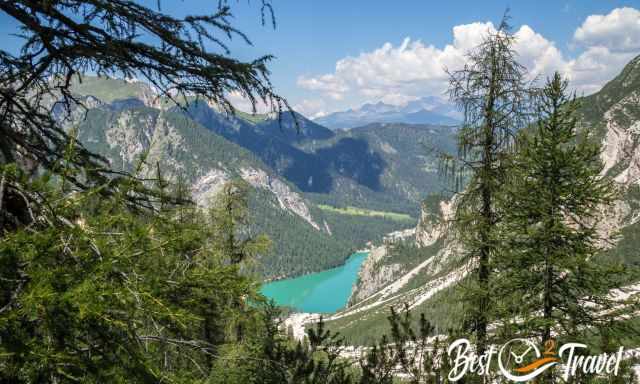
447, 338, 624, 382
497, 339, 559, 382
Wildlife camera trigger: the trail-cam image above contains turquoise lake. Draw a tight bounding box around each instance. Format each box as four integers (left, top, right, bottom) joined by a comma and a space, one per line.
261, 251, 369, 313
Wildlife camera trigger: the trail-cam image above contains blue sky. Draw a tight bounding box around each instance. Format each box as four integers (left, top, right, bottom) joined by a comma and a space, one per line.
219, 1, 639, 99
2, 1, 640, 117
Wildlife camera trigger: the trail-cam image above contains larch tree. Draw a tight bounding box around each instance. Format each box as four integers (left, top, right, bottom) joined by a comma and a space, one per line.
445, 15, 531, 353
211, 180, 270, 265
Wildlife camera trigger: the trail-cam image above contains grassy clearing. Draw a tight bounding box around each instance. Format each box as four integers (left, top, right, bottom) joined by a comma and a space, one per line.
71, 76, 150, 102
317, 204, 415, 222
235, 110, 269, 124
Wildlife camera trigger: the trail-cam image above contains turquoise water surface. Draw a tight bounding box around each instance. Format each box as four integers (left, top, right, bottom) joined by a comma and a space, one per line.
261, 251, 369, 313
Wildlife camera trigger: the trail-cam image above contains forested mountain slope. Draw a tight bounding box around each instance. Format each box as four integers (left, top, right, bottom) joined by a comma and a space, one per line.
179, 101, 457, 215
320, 55, 640, 345
300, 123, 457, 212
65, 80, 410, 279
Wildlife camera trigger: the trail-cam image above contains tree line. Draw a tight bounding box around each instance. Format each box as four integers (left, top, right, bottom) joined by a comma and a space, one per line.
1, 1, 638, 383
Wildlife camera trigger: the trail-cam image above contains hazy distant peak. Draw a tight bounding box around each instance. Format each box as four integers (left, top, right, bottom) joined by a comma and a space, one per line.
314, 96, 461, 130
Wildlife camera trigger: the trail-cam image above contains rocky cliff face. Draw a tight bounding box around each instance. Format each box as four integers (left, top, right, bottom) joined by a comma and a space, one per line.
600, 97, 640, 184
64, 81, 352, 278
106, 110, 186, 175
348, 245, 401, 305
240, 167, 322, 231
347, 196, 462, 309
336, 56, 640, 343
585, 56, 640, 239
348, 195, 459, 306
191, 169, 230, 206
415, 199, 453, 247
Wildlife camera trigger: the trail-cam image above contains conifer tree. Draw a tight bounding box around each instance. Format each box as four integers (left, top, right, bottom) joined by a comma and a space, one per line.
213, 305, 357, 384
359, 306, 450, 384
210, 180, 270, 265
0, 165, 265, 382
445, 15, 531, 352
496, 73, 637, 353
0, 3, 288, 378
0, 0, 289, 230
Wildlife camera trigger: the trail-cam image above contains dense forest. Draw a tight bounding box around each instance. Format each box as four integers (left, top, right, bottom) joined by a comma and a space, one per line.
251, 187, 414, 278
1, 1, 639, 383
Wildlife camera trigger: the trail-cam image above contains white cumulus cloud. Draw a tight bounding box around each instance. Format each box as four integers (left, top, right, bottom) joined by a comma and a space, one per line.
297, 7, 640, 112
564, 46, 636, 95
297, 23, 496, 104
512, 25, 566, 81
574, 7, 640, 52
292, 98, 327, 119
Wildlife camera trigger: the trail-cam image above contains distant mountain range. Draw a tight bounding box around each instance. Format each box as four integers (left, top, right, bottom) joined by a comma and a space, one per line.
314, 96, 461, 130
320, 54, 640, 346
65, 77, 458, 279
181, 102, 456, 214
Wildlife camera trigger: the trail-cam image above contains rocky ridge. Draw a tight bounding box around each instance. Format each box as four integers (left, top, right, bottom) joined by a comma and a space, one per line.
66, 81, 352, 278
317, 54, 640, 345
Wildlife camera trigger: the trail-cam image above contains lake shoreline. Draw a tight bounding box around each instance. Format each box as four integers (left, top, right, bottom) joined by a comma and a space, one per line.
262, 247, 372, 284
261, 251, 370, 313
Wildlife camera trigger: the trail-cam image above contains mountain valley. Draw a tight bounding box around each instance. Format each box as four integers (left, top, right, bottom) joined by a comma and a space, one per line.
64, 55, 640, 346
67, 77, 456, 280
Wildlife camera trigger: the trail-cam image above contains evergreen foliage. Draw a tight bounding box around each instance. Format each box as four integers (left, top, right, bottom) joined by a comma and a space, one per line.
495, 73, 639, 346
444, 14, 531, 352
359, 306, 451, 384
213, 306, 357, 384
0, 0, 288, 231
0, 163, 264, 382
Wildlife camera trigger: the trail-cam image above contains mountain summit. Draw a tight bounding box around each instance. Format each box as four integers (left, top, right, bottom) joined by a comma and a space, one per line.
315, 96, 461, 130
